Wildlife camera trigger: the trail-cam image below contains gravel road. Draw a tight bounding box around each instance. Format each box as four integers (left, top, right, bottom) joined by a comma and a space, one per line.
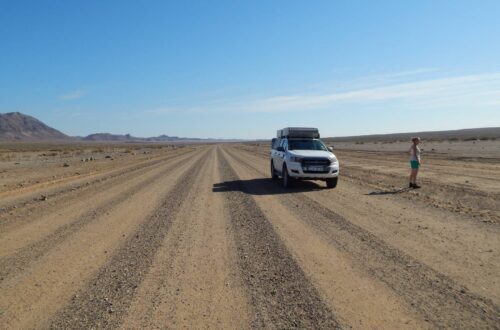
0, 144, 498, 329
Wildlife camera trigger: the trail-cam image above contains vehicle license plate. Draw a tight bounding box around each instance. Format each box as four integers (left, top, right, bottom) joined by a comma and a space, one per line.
307, 166, 324, 172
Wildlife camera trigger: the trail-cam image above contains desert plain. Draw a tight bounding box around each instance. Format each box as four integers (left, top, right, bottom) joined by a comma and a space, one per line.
0, 139, 499, 329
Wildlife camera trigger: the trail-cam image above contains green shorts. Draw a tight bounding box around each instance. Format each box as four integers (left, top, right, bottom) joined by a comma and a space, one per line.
410, 160, 420, 169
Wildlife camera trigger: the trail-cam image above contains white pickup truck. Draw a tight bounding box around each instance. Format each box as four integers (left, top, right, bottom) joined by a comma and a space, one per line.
270, 127, 339, 188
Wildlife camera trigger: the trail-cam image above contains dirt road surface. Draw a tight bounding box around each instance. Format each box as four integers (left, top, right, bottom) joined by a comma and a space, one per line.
0, 143, 498, 329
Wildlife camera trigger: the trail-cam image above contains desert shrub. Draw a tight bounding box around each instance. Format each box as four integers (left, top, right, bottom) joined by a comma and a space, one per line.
464, 137, 477, 141
355, 141, 364, 145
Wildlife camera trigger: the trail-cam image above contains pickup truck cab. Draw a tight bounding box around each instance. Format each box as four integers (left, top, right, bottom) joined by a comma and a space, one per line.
271, 127, 339, 188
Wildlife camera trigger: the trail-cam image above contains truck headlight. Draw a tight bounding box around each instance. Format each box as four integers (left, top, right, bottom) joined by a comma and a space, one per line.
290, 156, 303, 163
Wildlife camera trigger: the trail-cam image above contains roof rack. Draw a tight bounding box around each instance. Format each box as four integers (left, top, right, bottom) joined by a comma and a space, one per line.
277, 127, 320, 139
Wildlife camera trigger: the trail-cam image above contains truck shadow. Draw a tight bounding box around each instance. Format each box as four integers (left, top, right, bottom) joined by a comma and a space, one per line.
213, 178, 327, 195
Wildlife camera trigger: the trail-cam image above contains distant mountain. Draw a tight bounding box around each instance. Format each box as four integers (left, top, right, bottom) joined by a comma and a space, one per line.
326, 127, 500, 143
0, 113, 219, 142
82, 133, 205, 142
82, 133, 137, 141
0, 112, 71, 141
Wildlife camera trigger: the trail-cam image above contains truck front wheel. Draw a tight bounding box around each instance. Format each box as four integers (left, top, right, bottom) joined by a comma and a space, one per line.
326, 177, 338, 189
271, 161, 278, 180
283, 164, 292, 188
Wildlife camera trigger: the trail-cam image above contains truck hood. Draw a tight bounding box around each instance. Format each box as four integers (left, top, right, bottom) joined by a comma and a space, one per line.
288, 150, 335, 158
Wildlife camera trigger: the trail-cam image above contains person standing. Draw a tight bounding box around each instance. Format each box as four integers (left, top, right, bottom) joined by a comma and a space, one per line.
409, 137, 422, 188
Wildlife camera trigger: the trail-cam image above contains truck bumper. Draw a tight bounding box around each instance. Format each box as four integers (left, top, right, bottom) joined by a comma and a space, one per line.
286, 162, 339, 180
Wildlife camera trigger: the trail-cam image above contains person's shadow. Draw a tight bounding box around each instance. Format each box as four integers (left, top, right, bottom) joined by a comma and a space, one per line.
366, 187, 411, 196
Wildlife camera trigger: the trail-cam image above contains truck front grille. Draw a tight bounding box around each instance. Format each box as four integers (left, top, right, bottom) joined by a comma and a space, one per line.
301, 158, 331, 173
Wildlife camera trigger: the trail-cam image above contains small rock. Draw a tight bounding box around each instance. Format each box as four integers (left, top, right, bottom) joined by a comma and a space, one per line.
63, 163, 70, 167
39, 195, 47, 201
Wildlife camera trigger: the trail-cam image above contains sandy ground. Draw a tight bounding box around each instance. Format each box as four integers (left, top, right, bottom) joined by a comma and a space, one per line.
0, 142, 498, 329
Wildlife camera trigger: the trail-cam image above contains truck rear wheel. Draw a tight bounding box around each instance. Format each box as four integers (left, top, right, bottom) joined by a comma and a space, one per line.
283, 165, 292, 188
326, 177, 338, 188
271, 161, 278, 180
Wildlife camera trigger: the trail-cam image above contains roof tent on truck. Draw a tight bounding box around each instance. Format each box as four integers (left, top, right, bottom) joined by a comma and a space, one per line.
277, 127, 320, 139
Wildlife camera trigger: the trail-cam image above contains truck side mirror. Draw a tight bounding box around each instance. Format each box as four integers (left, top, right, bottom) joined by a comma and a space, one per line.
277, 146, 285, 152
328, 146, 334, 152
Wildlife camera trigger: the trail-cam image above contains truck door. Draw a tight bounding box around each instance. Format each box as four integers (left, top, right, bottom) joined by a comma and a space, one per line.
271, 138, 279, 170
274, 139, 286, 171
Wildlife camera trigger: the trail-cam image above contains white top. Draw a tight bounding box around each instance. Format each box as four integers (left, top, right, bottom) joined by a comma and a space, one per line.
409, 145, 421, 161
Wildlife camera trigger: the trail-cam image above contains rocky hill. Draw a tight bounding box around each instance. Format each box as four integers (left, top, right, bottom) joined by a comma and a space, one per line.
326, 127, 500, 143
0, 112, 71, 141
82, 133, 137, 142
0, 113, 210, 142
82, 133, 206, 142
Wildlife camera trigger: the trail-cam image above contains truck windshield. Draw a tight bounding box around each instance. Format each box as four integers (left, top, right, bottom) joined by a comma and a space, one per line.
288, 139, 327, 151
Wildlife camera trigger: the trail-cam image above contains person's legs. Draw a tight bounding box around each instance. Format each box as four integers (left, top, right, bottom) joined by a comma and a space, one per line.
413, 168, 420, 188
409, 161, 421, 188
409, 169, 416, 186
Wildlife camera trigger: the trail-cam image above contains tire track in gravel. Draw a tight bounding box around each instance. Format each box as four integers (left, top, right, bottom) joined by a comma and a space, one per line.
47, 147, 210, 329
221, 147, 426, 328
225, 146, 500, 329
0, 148, 211, 329
0, 149, 199, 281
0, 148, 193, 200
0, 148, 195, 223
232, 145, 500, 305
0, 148, 195, 248
122, 147, 250, 329
0, 149, 195, 254
216, 147, 341, 329
0, 153, 159, 199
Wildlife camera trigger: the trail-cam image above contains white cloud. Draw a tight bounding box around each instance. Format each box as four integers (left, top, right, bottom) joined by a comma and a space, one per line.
237, 73, 500, 112
59, 90, 85, 100
142, 71, 500, 115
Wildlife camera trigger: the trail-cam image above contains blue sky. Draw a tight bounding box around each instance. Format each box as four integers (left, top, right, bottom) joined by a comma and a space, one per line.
1, 0, 499, 139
